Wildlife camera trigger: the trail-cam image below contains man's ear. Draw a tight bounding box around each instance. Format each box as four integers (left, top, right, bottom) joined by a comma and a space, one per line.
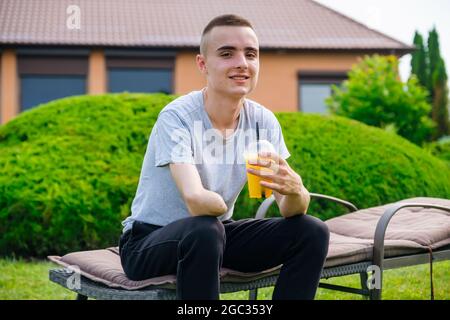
196, 54, 208, 75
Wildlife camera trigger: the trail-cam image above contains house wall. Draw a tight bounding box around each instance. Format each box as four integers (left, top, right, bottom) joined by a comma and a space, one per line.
175, 50, 365, 112
0, 49, 19, 123
0, 48, 395, 124
88, 49, 106, 94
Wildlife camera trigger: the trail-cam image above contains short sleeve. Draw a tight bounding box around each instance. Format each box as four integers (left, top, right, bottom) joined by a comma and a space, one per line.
266, 112, 291, 160
154, 111, 194, 167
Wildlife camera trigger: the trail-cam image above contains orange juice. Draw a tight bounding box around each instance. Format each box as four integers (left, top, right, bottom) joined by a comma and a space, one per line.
245, 154, 273, 198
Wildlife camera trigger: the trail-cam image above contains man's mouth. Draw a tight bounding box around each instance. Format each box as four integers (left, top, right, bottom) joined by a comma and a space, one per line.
229, 75, 250, 80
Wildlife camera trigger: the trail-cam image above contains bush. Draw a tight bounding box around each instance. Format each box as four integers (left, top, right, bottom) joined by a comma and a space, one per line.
326, 55, 435, 146
424, 136, 450, 163
0, 94, 172, 257
1, 94, 449, 257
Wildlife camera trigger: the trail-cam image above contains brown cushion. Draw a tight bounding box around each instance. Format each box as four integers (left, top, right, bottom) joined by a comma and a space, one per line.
48, 248, 281, 290
48, 197, 449, 289
325, 197, 450, 267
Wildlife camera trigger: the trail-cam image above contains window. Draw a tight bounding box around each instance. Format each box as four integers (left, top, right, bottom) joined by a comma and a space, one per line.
21, 75, 85, 111
298, 72, 347, 113
18, 56, 87, 111
107, 57, 173, 94
109, 68, 172, 94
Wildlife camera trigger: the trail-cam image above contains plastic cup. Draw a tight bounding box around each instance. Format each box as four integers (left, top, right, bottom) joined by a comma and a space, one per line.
244, 140, 276, 199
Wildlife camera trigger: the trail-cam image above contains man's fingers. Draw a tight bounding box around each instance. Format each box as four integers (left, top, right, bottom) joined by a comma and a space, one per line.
247, 158, 281, 174
247, 160, 280, 175
246, 167, 280, 180
248, 158, 274, 168
258, 151, 287, 166
260, 180, 282, 193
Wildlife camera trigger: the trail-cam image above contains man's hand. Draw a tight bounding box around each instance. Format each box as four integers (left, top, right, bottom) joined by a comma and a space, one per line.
246, 151, 302, 195
246, 151, 310, 217
170, 163, 228, 217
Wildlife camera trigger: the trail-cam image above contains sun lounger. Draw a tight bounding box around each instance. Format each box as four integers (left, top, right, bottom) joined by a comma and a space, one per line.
48, 193, 450, 300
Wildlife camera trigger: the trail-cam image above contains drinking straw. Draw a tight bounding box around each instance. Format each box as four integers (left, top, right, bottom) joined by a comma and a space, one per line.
256, 122, 260, 154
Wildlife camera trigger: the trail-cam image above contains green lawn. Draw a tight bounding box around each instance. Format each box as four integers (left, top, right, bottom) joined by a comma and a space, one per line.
0, 259, 448, 300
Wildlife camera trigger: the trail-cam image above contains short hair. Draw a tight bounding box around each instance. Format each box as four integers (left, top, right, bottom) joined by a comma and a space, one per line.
200, 14, 254, 56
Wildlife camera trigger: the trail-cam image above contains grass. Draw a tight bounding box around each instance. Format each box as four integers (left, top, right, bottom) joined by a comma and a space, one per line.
0, 259, 448, 300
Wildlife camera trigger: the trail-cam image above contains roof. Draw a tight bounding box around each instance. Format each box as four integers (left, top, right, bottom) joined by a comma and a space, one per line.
0, 0, 413, 53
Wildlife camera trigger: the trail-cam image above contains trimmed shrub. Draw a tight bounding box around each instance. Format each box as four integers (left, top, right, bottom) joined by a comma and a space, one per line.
0, 94, 171, 257
424, 137, 450, 164
1, 94, 449, 257
237, 113, 450, 221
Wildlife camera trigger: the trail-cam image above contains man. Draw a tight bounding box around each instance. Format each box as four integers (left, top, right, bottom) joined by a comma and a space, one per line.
119, 14, 329, 300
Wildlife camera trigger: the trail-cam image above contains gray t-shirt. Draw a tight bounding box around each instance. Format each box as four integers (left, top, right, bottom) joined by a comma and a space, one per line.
122, 89, 290, 232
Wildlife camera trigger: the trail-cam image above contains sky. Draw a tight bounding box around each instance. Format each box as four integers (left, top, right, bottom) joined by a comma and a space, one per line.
314, 0, 450, 82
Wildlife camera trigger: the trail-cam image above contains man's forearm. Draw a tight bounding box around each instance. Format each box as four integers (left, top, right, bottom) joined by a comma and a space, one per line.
279, 186, 310, 218
187, 188, 228, 217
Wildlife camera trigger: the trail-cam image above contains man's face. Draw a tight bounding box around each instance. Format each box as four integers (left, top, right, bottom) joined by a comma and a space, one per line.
197, 26, 260, 98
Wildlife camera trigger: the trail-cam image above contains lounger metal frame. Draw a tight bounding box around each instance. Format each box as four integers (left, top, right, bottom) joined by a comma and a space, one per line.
49, 193, 450, 300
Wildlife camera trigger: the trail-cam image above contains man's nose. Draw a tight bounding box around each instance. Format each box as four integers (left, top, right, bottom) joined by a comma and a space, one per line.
234, 52, 248, 69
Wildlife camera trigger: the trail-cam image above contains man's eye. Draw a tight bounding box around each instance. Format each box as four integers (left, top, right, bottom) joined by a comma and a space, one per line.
247, 53, 257, 58
221, 52, 231, 57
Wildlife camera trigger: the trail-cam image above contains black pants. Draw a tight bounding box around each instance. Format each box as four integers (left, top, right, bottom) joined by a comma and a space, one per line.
119, 215, 329, 300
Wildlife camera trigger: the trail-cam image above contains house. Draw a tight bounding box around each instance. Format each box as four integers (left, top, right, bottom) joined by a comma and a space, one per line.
0, 0, 413, 124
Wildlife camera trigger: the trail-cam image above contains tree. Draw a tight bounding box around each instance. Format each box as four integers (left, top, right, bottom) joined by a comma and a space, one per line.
431, 57, 449, 138
427, 27, 440, 99
427, 28, 449, 138
410, 27, 449, 139
410, 31, 428, 89
326, 55, 435, 146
